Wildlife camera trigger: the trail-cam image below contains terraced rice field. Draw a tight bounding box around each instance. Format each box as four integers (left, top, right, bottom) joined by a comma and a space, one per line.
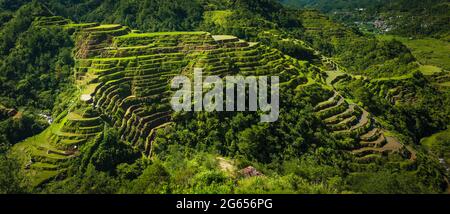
314, 57, 416, 161
13, 16, 419, 186
12, 103, 104, 186
65, 18, 306, 157
313, 90, 413, 162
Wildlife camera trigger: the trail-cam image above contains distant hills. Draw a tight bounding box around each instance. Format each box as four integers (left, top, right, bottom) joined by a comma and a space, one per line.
0, 0, 448, 194
281, 0, 450, 39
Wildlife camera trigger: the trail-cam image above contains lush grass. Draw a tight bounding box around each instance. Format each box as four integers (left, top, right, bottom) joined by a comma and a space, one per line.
67, 112, 83, 120
12, 129, 51, 159
212, 35, 237, 41
28, 169, 60, 187
419, 65, 443, 75
81, 83, 100, 95
378, 35, 450, 71
86, 24, 121, 30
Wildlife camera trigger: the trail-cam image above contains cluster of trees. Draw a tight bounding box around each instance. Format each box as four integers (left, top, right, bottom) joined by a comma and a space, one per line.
2, 0, 302, 38
0, 155, 28, 194
0, 111, 48, 153
337, 38, 417, 77
0, 0, 205, 32
199, 0, 303, 40
0, 2, 74, 152
153, 85, 344, 163
0, 2, 74, 110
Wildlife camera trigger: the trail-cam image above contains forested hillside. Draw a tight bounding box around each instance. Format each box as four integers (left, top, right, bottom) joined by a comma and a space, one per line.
0, 0, 448, 194
282, 0, 450, 39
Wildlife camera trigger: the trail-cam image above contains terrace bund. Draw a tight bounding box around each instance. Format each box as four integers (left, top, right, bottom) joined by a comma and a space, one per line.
45, 17, 299, 157
18, 16, 415, 185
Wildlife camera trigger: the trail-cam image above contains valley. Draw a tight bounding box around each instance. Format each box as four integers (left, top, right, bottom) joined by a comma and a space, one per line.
0, 0, 448, 194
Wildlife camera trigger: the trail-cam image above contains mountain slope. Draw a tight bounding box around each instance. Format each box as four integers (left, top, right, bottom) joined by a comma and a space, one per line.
10, 15, 423, 190
0, 0, 448, 194
282, 0, 450, 39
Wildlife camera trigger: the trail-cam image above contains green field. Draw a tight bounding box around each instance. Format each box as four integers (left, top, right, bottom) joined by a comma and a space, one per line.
419, 65, 443, 75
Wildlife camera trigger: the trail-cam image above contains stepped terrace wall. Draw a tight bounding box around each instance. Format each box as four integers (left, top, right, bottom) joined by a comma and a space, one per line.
313, 90, 414, 162
73, 26, 303, 155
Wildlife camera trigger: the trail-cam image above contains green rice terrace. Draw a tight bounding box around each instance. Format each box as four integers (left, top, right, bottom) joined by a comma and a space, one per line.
0, 0, 448, 197
6, 15, 424, 187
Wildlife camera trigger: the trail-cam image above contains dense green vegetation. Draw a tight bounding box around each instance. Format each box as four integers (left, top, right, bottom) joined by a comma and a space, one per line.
421, 127, 450, 166
295, 9, 420, 78
336, 73, 450, 142
0, 2, 74, 151
336, 38, 417, 77
0, 0, 448, 194
282, 0, 450, 39
282, 0, 384, 12
0, 111, 48, 153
